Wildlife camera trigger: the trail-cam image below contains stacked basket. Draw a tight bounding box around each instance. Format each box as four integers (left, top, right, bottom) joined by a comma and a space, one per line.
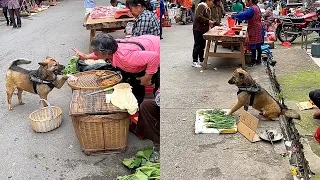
68, 70, 129, 155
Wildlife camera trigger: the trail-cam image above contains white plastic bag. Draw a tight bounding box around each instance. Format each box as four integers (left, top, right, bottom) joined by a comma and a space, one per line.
110, 83, 138, 115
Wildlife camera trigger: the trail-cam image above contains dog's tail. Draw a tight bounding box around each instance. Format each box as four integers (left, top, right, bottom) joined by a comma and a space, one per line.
281, 109, 301, 120
9, 59, 31, 68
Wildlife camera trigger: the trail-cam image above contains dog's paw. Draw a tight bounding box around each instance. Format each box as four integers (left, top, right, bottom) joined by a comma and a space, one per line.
8, 107, 13, 110
19, 102, 25, 105
62, 75, 70, 79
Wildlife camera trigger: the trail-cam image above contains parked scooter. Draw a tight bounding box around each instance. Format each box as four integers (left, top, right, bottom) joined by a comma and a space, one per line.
275, 9, 320, 42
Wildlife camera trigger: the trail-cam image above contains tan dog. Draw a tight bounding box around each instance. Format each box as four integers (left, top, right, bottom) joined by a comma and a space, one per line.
5, 57, 69, 110
226, 68, 300, 120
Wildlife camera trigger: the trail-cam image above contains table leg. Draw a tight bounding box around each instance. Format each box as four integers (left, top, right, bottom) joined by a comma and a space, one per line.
240, 42, 245, 70
89, 29, 96, 53
305, 32, 308, 50
202, 40, 211, 70
213, 41, 218, 53
301, 30, 304, 49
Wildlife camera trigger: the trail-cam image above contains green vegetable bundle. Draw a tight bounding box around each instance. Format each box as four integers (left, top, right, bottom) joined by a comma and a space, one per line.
62, 56, 79, 75
117, 148, 160, 180
199, 109, 236, 129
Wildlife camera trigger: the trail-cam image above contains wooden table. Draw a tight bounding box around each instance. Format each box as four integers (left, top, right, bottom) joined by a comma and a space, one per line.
85, 16, 135, 52
202, 28, 247, 70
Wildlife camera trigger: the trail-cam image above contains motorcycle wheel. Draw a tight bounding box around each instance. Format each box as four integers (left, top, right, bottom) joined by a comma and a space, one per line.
276, 25, 298, 43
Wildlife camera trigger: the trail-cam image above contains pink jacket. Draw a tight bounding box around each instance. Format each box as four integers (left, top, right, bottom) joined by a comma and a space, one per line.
112, 35, 160, 75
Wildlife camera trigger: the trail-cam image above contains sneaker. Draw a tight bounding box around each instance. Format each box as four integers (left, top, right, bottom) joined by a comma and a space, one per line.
192, 62, 202, 68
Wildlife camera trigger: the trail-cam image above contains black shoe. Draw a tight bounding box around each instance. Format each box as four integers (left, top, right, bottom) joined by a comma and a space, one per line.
17, 25, 21, 28
246, 62, 256, 67
256, 61, 261, 65
6, 21, 9, 26
13, 25, 17, 28
10, 22, 13, 26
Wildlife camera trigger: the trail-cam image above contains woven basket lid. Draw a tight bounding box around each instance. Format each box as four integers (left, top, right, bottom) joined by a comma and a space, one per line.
70, 90, 127, 115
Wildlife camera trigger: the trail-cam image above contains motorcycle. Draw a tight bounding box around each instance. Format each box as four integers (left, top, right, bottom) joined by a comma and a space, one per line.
275, 9, 320, 43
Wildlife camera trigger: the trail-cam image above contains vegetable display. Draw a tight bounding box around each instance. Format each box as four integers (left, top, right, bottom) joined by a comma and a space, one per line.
62, 56, 79, 75
199, 109, 236, 129
117, 148, 160, 180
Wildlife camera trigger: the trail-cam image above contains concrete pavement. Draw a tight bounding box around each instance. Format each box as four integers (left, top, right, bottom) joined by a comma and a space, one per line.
0, 1, 152, 179
160, 23, 294, 180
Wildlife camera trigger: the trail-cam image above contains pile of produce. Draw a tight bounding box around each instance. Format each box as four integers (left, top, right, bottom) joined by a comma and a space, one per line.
199, 109, 236, 129
91, 6, 117, 19
212, 23, 229, 31
62, 56, 79, 75
117, 148, 160, 180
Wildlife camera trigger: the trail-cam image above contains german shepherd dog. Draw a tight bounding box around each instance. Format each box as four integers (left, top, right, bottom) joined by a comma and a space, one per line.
227, 68, 300, 120
5, 57, 69, 110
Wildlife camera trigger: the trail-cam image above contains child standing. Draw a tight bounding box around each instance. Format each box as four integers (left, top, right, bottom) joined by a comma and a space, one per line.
110, 0, 123, 8
84, 0, 96, 26
232, 0, 264, 67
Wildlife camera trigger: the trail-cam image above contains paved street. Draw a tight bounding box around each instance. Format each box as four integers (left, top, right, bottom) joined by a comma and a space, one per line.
0, 1, 152, 179
160, 23, 294, 180
1, 1, 320, 179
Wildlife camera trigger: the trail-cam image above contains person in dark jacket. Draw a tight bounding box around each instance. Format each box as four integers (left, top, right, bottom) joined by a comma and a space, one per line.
160, 0, 165, 39
192, 0, 215, 68
126, 0, 161, 37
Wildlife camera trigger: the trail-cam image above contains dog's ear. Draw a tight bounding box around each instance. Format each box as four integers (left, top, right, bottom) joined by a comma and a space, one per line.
38, 62, 48, 67
46, 56, 51, 59
239, 72, 245, 79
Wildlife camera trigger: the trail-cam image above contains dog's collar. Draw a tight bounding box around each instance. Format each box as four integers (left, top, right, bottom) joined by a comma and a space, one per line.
30, 70, 57, 84
237, 85, 260, 107
238, 83, 260, 93
30, 75, 55, 84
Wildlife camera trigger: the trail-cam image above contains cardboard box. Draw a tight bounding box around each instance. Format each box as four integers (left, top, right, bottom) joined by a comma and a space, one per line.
237, 109, 261, 142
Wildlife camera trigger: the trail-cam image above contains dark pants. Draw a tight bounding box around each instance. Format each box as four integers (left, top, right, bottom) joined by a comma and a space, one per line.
309, 90, 320, 108
123, 68, 160, 105
35, 0, 43, 5
192, 30, 206, 62
3, 7, 10, 25
160, 13, 163, 38
136, 100, 160, 144
8, 8, 21, 27
251, 45, 262, 64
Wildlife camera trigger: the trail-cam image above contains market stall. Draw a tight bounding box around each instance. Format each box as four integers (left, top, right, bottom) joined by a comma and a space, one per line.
202, 25, 248, 70
85, 7, 135, 52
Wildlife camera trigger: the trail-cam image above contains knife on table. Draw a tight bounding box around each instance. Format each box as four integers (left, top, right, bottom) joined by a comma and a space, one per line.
86, 87, 114, 96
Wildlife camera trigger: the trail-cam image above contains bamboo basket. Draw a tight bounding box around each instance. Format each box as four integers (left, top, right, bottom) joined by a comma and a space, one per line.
29, 99, 62, 133
71, 113, 130, 155
69, 90, 130, 155
67, 70, 122, 91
